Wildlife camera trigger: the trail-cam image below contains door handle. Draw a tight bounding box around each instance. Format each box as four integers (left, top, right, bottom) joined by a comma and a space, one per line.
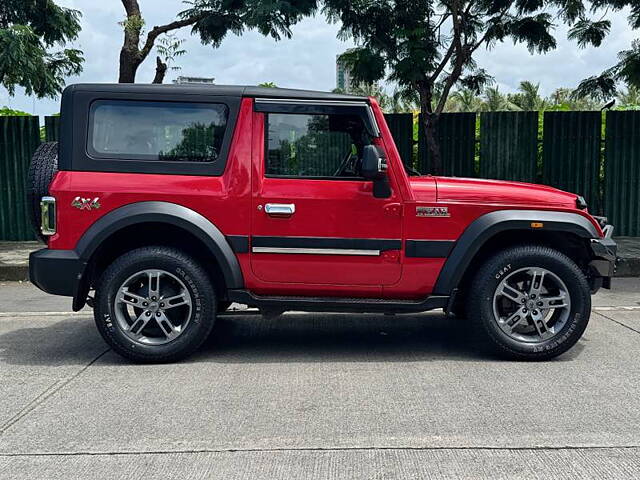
264, 203, 296, 217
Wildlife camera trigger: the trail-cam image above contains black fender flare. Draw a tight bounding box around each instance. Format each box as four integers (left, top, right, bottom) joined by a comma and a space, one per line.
72, 202, 244, 309
433, 209, 599, 296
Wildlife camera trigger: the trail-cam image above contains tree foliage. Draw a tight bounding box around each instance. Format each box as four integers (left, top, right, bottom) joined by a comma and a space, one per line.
119, 0, 317, 83
0, 0, 83, 98
0, 106, 31, 116
323, 0, 571, 173
568, 1, 640, 100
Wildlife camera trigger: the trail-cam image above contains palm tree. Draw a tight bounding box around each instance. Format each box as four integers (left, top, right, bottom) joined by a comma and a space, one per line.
548, 87, 601, 110
387, 87, 419, 113
451, 89, 483, 112
347, 83, 392, 110
482, 87, 512, 111
509, 81, 547, 111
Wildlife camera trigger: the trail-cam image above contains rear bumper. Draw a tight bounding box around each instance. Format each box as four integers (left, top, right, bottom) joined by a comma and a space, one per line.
29, 248, 84, 297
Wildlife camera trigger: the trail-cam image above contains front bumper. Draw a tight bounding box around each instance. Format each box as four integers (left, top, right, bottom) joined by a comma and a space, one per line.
588, 234, 617, 289
29, 249, 85, 297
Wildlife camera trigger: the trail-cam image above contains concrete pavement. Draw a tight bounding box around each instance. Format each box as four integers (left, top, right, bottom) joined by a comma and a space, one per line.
0, 280, 638, 479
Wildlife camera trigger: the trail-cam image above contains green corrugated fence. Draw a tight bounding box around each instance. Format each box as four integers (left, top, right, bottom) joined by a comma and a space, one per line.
385, 113, 413, 168
44, 116, 61, 142
542, 111, 602, 215
605, 111, 640, 236
480, 111, 539, 183
419, 112, 476, 177
0, 117, 40, 241
1, 111, 640, 239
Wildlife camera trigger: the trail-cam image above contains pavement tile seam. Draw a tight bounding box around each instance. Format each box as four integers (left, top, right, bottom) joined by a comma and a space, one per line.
0, 347, 111, 436
594, 311, 640, 335
0, 445, 639, 458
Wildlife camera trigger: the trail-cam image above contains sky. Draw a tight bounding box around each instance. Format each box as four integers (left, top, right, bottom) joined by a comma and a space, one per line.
1, 1, 636, 117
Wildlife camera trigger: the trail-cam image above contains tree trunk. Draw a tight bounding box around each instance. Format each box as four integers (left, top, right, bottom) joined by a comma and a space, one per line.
419, 88, 442, 175
118, 49, 140, 83
152, 56, 168, 84
423, 114, 442, 175
119, 0, 143, 83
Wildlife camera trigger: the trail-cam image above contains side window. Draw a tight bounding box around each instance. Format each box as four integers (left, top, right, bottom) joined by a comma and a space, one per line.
89, 100, 228, 163
266, 113, 372, 178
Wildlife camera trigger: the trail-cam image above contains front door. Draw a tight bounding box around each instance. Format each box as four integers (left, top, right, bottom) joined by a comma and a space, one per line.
250, 102, 403, 287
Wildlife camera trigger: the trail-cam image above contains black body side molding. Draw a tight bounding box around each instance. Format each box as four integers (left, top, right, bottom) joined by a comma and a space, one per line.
433, 210, 599, 296
228, 290, 449, 314
405, 240, 455, 258
251, 236, 401, 251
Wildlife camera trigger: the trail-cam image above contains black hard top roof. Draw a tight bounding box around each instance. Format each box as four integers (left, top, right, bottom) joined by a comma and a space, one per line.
65, 83, 369, 102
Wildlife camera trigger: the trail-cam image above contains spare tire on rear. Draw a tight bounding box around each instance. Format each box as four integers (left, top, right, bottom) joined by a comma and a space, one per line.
26, 142, 59, 242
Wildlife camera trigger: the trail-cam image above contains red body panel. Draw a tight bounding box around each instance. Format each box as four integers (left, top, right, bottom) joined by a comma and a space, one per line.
49, 97, 255, 252
48, 96, 603, 299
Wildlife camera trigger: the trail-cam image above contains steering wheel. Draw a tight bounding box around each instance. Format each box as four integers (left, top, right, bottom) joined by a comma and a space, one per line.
332, 149, 357, 177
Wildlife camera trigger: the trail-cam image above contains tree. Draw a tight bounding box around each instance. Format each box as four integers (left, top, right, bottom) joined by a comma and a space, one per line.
482, 86, 516, 112
153, 34, 186, 84
617, 85, 640, 107
324, 0, 562, 174
508, 81, 547, 111
546, 87, 600, 110
450, 88, 483, 112
0, 106, 31, 116
118, 0, 316, 84
568, 1, 640, 100
0, 0, 83, 98
389, 87, 420, 113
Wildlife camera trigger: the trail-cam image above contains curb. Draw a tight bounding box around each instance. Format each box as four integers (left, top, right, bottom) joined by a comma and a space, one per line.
615, 257, 640, 278
0, 265, 29, 282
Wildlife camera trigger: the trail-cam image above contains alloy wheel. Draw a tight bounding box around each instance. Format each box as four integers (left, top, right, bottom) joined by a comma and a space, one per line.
492, 267, 572, 343
114, 269, 193, 346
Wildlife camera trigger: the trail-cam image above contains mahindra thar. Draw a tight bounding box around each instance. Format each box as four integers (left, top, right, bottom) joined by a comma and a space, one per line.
27, 84, 617, 362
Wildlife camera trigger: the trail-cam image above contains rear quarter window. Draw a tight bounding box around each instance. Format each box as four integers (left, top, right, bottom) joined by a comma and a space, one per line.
88, 100, 228, 163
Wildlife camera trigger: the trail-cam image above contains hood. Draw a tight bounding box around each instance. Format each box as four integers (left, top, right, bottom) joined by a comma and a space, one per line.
433, 177, 579, 208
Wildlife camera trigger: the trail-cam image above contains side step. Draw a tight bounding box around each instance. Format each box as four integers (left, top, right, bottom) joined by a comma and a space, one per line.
227, 290, 449, 314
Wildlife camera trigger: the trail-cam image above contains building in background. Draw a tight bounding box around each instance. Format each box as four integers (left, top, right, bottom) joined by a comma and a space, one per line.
173, 76, 215, 85
336, 55, 354, 93
336, 53, 380, 94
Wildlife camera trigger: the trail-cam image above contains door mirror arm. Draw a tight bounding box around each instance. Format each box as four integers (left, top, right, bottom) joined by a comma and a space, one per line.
362, 145, 392, 198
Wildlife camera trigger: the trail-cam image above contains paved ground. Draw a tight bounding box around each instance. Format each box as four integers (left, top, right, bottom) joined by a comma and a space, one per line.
0, 280, 639, 479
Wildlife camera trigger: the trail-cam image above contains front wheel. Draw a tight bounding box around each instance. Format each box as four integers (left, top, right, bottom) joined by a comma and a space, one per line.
94, 246, 216, 363
469, 245, 591, 360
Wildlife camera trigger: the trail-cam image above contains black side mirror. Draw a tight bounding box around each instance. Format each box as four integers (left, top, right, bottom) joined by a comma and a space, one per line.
361, 145, 388, 180
361, 145, 391, 198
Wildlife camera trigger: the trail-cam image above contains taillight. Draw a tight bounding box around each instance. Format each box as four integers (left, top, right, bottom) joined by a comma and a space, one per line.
40, 196, 56, 236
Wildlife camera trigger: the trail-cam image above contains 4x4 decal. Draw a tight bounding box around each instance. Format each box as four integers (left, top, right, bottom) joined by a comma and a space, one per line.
72, 196, 101, 211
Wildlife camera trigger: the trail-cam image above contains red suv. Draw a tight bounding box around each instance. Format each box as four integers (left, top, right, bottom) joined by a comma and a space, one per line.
28, 84, 616, 362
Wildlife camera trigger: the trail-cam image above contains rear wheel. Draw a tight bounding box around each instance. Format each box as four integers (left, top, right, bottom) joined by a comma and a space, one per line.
95, 246, 216, 363
469, 245, 591, 360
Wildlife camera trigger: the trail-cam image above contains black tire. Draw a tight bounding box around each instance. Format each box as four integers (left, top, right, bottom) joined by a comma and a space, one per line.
94, 246, 216, 363
468, 245, 591, 361
26, 142, 58, 242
